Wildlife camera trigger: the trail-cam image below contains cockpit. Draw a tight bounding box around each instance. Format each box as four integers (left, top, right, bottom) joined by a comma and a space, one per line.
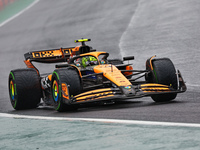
70, 52, 109, 68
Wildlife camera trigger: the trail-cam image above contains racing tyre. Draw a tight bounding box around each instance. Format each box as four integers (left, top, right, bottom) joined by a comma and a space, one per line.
146, 58, 178, 102
51, 68, 81, 112
8, 69, 42, 110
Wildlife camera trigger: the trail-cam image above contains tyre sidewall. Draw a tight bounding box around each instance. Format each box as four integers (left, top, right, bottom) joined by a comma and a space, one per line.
51, 71, 63, 111
9, 72, 18, 109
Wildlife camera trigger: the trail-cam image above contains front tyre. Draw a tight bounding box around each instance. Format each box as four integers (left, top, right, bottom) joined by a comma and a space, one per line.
51, 68, 81, 112
8, 69, 42, 110
146, 58, 178, 102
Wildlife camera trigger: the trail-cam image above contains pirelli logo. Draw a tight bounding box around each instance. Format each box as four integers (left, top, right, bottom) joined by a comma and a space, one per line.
32, 49, 73, 58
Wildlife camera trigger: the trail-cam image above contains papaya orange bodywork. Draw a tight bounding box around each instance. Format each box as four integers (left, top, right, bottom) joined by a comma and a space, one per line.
124, 65, 133, 76
48, 74, 52, 81
24, 59, 39, 75
140, 83, 171, 92
31, 48, 73, 58
94, 64, 132, 87
140, 83, 169, 87
71, 46, 80, 56
62, 83, 69, 99
149, 55, 156, 70
80, 51, 107, 60
75, 88, 114, 102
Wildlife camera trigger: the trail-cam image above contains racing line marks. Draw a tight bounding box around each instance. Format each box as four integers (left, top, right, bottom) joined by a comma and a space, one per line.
1, 113, 200, 128
119, 0, 141, 57
0, 0, 40, 28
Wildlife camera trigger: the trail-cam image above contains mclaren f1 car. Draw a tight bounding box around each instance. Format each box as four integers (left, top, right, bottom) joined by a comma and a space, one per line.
8, 39, 186, 111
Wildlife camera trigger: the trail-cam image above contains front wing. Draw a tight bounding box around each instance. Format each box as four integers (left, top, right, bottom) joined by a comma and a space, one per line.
61, 70, 186, 104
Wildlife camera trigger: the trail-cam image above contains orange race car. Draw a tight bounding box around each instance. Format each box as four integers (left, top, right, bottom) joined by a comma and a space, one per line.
8, 39, 186, 112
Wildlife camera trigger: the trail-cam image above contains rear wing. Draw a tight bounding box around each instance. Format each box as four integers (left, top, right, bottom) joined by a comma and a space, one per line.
24, 47, 75, 63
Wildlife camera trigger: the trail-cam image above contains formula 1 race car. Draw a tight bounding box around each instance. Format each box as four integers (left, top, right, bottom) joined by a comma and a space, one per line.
8, 39, 187, 111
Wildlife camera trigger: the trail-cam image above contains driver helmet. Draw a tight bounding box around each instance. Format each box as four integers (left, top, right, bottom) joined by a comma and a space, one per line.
82, 56, 98, 67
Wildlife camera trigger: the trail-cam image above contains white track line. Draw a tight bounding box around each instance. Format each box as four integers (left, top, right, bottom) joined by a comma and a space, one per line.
0, 113, 200, 128
0, 0, 40, 28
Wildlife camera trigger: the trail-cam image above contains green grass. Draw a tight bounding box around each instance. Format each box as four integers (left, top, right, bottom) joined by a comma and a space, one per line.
0, 0, 35, 24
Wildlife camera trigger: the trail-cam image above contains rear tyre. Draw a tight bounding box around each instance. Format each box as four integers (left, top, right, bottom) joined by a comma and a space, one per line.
51, 68, 81, 112
8, 69, 42, 110
146, 58, 178, 102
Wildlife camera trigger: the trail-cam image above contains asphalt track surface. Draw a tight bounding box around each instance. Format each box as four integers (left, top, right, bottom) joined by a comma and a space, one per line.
0, 0, 200, 124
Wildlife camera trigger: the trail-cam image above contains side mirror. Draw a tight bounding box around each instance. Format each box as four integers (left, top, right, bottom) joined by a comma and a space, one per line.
123, 56, 134, 61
